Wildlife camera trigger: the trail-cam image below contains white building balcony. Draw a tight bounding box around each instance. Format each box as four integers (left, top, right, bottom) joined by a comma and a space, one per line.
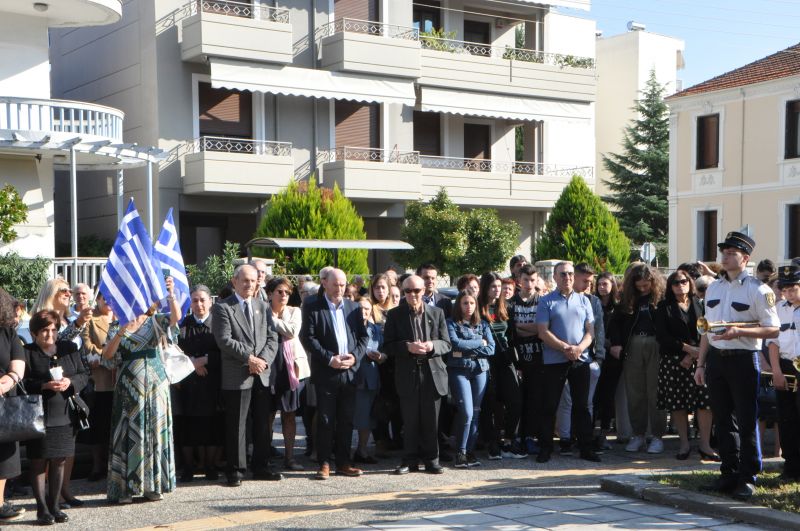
419, 38, 596, 103
420, 156, 594, 208
183, 136, 294, 195
317, 19, 421, 79
322, 147, 422, 201
181, 0, 293, 64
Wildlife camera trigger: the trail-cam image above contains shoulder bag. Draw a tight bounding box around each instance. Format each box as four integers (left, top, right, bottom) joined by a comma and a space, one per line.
67, 394, 90, 431
153, 316, 196, 384
0, 381, 46, 443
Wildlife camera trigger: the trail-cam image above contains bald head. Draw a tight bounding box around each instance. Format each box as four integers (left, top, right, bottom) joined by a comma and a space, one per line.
232, 264, 258, 299
324, 268, 347, 304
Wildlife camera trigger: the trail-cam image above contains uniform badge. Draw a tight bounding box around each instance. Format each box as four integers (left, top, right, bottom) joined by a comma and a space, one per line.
766, 292, 776, 307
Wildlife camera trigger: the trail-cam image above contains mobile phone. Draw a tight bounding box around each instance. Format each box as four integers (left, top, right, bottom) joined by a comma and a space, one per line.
162, 267, 170, 280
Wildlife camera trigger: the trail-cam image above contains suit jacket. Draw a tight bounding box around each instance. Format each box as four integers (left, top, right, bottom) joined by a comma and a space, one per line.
383, 304, 451, 398
654, 297, 704, 357
401, 292, 453, 318
299, 296, 369, 386
212, 294, 279, 391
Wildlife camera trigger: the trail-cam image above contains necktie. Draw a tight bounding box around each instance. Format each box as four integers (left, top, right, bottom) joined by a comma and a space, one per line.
243, 300, 254, 335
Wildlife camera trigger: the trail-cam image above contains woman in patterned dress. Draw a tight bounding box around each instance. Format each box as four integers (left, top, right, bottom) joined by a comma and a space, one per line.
102, 277, 181, 503
654, 270, 717, 461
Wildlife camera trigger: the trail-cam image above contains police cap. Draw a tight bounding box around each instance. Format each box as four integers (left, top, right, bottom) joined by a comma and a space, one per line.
717, 231, 755, 255
778, 264, 800, 287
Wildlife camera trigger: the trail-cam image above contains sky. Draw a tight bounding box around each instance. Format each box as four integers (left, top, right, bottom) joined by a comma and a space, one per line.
566, 0, 800, 88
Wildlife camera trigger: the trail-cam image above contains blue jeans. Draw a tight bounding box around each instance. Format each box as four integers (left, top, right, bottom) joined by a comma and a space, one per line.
449, 362, 488, 453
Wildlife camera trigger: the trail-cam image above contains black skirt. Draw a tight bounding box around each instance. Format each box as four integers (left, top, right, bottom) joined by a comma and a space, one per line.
0, 441, 20, 478
26, 424, 75, 459
89, 391, 114, 446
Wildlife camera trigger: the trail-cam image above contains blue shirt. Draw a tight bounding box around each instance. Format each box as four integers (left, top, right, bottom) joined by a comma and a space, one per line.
325, 295, 348, 355
535, 289, 594, 365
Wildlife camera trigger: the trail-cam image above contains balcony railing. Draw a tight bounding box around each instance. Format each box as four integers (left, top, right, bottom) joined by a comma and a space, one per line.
317, 18, 419, 40
0, 97, 124, 141
187, 0, 289, 23
421, 156, 593, 178
420, 37, 595, 69
190, 136, 292, 156
328, 146, 420, 164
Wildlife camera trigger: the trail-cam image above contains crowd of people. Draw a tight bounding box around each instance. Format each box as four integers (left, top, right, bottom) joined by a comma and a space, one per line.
1, 229, 799, 525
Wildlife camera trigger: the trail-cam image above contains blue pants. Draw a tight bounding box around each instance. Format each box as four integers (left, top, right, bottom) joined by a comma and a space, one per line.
448, 363, 488, 453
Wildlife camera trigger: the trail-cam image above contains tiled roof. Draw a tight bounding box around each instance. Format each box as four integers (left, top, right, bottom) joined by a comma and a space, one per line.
669, 42, 800, 99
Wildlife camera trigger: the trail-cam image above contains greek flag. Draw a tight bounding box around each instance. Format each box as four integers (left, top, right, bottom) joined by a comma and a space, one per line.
154, 208, 190, 317
99, 199, 167, 326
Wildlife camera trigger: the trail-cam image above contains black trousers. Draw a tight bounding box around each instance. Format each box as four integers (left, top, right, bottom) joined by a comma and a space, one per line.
706, 348, 761, 484
479, 361, 522, 444
519, 362, 543, 441
399, 363, 441, 465
537, 361, 592, 452
776, 358, 800, 475
222, 379, 274, 476
594, 353, 623, 430
316, 379, 356, 468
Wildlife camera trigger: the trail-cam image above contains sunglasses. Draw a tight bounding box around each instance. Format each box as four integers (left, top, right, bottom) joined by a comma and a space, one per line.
404, 288, 424, 295
273, 289, 291, 296
58, 288, 71, 294
671, 279, 690, 286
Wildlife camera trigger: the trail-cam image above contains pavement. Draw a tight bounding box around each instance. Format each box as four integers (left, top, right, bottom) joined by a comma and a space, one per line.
0, 426, 787, 530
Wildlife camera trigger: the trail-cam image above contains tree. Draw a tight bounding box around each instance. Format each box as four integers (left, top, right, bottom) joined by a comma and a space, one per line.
185, 241, 240, 297
0, 184, 28, 243
254, 179, 368, 274
0, 252, 51, 301
397, 188, 520, 277
602, 69, 669, 248
535, 176, 630, 274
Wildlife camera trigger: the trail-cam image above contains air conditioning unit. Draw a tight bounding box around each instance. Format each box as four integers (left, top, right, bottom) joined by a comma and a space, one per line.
627, 21, 646, 31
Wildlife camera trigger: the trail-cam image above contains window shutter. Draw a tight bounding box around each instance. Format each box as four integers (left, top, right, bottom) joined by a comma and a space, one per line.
413, 111, 441, 156
697, 114, 719, 170
198, 82, 252, 138
335, 101, 380, 149
334, 0, 378, 21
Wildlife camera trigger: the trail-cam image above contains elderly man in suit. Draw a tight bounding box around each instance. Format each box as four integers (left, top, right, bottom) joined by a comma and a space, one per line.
384, 275, 451, 475
300, 268, 369, 480
212, 264, 280, 486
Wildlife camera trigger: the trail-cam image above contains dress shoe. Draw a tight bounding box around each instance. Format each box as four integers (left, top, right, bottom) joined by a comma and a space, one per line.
425, 464, 444, 474
536, 449, 552, 463
253, 470, 283, 481
698, 449, 721, 462
353, 452, 378, 465
394, 464, 410, 475
699, 476, 737, 493
205, 469, 220, 481
36, 510, 55, 526
314, 463, 331, 480
676, 448, 691, 460
61, 496, 83, 508
226, 474, 243, 487
580, 450, 601, 463
731, 481, 756, 501
51, 510, 69, 523
336, 465, 363, 477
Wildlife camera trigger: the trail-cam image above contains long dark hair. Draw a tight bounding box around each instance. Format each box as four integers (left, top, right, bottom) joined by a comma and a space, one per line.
478, 272, 508, 322
664, 270, 696, 304
594, 272, 620, 305
451, 290, 480, 326
620, 263, 664, 314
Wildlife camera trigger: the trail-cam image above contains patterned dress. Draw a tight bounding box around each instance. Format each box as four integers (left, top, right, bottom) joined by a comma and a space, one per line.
106, 314, 177, 501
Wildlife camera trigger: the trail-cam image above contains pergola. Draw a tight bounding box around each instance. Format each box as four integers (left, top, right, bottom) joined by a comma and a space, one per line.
243, 237, 413, 269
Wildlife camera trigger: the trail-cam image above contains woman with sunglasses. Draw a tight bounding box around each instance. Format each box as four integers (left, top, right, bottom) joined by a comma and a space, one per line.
446, 290, 494, 467
654, 271, 716, 461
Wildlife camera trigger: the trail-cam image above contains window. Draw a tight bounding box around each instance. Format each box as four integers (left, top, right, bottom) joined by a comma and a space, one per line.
696, 114, 719, 170
788, 204, 800, 258
198, 82, 252, 138
697, 210, 718, 261
463, 20, 491, 56
413, 111, 441, 156
464, 123, 491, 172
413, 0, 441, 33
786, 100, 800, 160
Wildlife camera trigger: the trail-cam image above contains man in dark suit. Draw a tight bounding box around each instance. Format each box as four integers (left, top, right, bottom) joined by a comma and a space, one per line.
416, 263, 453, 316
212, 264, 280, 486
384, 275, 451, 475
300, 268, 369, 480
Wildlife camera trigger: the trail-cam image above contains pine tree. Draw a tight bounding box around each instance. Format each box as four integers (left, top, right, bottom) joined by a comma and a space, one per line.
254, 179, 369, 274
535, 176, 630, 274
602, 69, 669, 247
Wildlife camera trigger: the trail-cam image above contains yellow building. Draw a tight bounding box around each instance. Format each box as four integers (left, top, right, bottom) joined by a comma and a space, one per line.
666, 42, 800, 267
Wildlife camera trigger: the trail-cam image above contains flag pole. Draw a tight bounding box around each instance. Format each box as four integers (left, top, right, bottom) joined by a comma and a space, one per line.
70, 144, 78, 280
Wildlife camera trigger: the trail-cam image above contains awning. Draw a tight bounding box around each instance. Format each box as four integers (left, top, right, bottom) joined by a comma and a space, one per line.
419, 87, 592, 123
210, 58, 416, 106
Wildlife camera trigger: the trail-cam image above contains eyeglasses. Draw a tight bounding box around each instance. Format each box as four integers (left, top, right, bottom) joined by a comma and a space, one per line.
559, 272, 575, 277
273, 289, 291, 296
671, 279, 690, 286
404, 288, 424, 295
57, 288, 71, 294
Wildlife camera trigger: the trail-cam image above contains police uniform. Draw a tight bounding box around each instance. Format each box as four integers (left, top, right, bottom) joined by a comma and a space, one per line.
765, 265, 800, 478
703, 232, 780, 492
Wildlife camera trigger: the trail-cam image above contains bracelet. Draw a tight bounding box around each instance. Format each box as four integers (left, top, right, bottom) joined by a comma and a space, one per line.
166, 295, 175, 301
8, 371, 19, 383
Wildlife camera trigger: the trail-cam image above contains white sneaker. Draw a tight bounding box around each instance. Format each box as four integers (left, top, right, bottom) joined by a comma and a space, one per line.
625, 436, 645, 452
647, 437, 664, 454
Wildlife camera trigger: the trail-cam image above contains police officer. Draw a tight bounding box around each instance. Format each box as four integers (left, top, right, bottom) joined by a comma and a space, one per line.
694, 231, 780, 500
766, 264, 800, 480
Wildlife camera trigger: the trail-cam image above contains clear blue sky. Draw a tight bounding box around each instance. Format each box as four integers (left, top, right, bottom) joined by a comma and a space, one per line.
566, 0, 800, 88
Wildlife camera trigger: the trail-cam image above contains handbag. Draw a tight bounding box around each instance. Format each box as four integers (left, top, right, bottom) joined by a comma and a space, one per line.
67, 394, 90, 431
152, 316, 196, 384
0, 381, 46, 443
490, 327, 519, 364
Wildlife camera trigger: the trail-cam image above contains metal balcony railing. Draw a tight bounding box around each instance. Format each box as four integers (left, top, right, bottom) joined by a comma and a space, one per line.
328, 146, 420, 164
317, 18, 419, 40
52, 258, 108, 287
420, 156, 593, 178
419, 37, 595, 69
188, 0, 289, 23
191, 136, 292, 156
0, 97, 124, 141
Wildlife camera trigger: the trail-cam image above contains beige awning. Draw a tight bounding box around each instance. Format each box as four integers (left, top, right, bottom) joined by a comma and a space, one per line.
210, 58, 416, 106
419, 87, 592, 123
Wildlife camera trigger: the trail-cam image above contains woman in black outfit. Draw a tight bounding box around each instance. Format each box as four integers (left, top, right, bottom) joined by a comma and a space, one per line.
592, 273, 620, 449
0, 288, 26, 522
176, 285, 222, 482
24, 310, 89, 525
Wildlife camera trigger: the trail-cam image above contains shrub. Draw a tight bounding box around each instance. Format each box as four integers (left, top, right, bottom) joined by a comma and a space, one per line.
185, 241, 240, 297
0, 252, 52, 301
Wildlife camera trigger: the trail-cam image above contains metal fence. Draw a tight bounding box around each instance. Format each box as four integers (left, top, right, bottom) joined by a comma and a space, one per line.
329, 146, 420, 164
419, 37, 595, 69
316, 18, 419, 40
420, 156, 594, 178
191, 136, 293, 156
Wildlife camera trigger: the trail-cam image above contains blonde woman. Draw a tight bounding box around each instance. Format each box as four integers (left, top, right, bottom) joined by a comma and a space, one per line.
369, 274, 393, 325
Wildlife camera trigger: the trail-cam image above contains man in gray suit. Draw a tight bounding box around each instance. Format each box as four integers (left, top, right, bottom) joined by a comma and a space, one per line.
212, 264, 280, 486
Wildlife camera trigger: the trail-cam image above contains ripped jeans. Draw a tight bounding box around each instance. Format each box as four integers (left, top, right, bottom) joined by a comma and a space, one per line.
448, 362, 489, 453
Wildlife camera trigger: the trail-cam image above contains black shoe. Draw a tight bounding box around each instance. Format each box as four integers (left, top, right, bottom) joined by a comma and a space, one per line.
488, 443, 502, 460
36, 510, 55, 526
731, 481, 756, 501
580, 449, 601, 462
62, 496, 83, 508
226, 474, 243, 487
425, 463, 444, 474
0, 502, 25, 521
698, 449, 721, 462
699, 476, 737, 493
270, 445, 283, 458
676, 448, 691, 460
466, 452, 481, 467
439, 451, 453, 462
454, 452, 469, 468
51, 510, 69, 523
559, 439, 573, 456
205, 469, 220, 481
180, 472, 195, 483
253, 470, 283, 481
536, 449, 552, 463
501, 441, 528, 459
394, 464, 410, 475
353, 452, 378, 464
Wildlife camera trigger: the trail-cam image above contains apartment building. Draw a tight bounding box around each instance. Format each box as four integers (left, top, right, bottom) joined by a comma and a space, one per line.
49, 0, 597, 266
595, 25, 684, 198
666, 42, 800, 267
0, 0, 162, 260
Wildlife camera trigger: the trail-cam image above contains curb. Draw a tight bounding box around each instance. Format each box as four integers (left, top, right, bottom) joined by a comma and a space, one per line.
601, 472, 800, 530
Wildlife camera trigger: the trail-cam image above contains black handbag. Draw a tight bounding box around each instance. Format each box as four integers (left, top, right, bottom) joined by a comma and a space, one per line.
0, 381, 46, 443
491, 328, 519, 364
67, 394, 90, 431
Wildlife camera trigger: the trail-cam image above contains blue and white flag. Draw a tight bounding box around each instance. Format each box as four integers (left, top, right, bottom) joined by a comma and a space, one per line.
99, 199, 168, 326
154, 208, 190, 317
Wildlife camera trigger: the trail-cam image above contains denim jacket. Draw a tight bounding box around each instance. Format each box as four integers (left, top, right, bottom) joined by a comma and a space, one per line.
445, 318, 495, 371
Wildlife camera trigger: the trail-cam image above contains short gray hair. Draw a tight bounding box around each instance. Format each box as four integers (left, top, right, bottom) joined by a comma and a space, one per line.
233, 264, 257, 279
554, 261, 574, 275
191, 284, 212, 298
319, 266, 334, 281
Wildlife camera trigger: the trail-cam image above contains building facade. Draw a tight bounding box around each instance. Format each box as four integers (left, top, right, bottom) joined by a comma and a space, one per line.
666, 43, 800, 267
0, 0, 162, 260
49, 0, 597, 268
